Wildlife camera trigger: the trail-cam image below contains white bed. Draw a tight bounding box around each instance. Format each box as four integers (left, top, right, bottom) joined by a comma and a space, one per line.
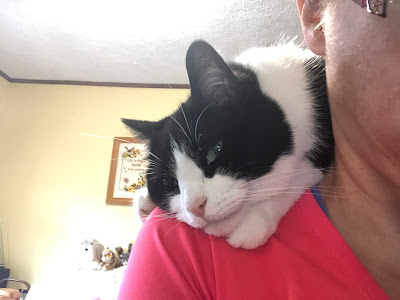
25, 265, 127, 300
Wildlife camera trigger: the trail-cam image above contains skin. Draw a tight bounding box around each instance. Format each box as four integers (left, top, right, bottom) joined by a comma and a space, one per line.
297, 0, 400, 297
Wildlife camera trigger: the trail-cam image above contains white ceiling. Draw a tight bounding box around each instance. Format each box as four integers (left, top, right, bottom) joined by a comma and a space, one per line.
0, 0, 303, 85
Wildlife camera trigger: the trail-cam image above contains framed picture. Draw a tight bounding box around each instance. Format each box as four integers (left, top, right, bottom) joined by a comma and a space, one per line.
106, 137, 148, 205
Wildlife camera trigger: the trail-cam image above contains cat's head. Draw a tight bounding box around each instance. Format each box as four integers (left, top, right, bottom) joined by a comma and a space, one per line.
122, 40, 292, 235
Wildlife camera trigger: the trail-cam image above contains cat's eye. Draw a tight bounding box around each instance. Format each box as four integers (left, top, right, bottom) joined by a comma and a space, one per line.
162, 177, 178, 187
206, 140, 223, 164
162, 177, 179, 192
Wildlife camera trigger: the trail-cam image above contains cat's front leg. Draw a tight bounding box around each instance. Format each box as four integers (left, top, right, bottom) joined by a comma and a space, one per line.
133, 187, 156, 222
226, 198, 296, 249
227, 158, 324, 249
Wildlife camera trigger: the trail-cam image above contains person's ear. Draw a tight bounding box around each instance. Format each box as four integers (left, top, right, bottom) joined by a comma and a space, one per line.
296, 0, 326, 56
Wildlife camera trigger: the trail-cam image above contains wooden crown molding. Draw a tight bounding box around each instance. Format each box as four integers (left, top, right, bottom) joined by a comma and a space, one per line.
0, 69, 189, 89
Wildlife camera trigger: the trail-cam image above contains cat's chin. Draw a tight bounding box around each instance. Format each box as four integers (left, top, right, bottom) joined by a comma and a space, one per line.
176, 213, 208, 229
176, 206, 246, 238
203, 207, 247, 238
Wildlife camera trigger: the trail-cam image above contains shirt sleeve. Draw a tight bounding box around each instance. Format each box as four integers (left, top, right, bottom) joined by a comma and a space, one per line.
118, 208, 216, 300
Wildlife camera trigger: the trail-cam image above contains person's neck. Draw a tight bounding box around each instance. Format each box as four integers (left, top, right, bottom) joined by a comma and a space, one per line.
319, 139, 400, 298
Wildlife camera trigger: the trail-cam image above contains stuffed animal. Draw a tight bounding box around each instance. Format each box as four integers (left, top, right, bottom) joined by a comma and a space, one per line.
115, 246, 130, 266
100, 248, 122, 271
115, 247, 123, 256
79, 239, 105, 270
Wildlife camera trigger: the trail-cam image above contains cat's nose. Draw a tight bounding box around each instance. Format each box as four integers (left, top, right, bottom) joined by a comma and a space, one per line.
188, 197, 207, 217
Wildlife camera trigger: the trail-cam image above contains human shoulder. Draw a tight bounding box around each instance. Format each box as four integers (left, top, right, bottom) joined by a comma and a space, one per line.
142, 207, 214, 248
120, 208, 217, 299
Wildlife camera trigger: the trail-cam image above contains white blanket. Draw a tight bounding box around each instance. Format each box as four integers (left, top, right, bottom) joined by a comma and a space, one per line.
25, 266, 127, 300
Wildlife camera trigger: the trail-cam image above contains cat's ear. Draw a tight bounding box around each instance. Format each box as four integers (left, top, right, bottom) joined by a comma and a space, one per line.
121, 118, 164, 141
186, 40, 238, 104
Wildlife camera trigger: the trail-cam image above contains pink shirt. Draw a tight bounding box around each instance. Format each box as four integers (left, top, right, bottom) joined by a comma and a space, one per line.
118, 190, 388, 299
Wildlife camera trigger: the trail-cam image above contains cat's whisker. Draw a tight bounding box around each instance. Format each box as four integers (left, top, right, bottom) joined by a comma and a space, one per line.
143, 216, 178, 228
177, 128, 192, 141
245, 183, 347, 191
170, 115, 191, 142
140, 218, 172, 229
194, 103, 213, 144
147, 166, 160, 172
169, 133, 179, 151
131, 61, 184, 101
263, 167, 327, 176
265, 165, 339, 176
140, 212, 176, 224
146, 163, 160, 168
230, 161, 268, 173
180, 105, 193, 138
147, 161, 161, 167
242, 192, 347, 201
197, 134, 203, 149
245, 173, 347, 189
235, 168, 320, 184
147, 151, 161, 161
241, 168, 336, 188
245, 186, 348, 194
80, 133, 136, 144
147, 212, 176, 219
147, 164, 160, 169
147, 157, 160, 162
244, 188, 347, 197
112, 183, 142, 189
310, 185, 347, 190
164, 221, 184, 237
171, 138, 180, 151
241, 190, 349, 201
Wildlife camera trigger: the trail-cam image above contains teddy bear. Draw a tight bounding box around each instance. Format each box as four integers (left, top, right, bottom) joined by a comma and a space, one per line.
100, 248, 122, 271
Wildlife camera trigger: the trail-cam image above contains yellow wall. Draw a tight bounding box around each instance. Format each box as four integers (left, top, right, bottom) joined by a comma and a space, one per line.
0, 78, 188, 285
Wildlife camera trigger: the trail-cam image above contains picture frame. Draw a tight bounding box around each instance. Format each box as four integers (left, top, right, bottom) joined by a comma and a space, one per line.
106, 137, 148, 205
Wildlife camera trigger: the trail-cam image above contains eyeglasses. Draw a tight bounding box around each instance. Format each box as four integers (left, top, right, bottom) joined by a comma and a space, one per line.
351, 0, 400, 32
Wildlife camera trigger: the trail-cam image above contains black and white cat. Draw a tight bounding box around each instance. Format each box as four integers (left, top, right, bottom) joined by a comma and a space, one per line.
124, 40, 334, 249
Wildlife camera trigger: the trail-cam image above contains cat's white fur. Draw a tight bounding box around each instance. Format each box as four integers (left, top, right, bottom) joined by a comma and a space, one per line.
140, 42, 324, 249
170, 149, 248, 236
133, 187, 156, 223
235, 43, 318, 156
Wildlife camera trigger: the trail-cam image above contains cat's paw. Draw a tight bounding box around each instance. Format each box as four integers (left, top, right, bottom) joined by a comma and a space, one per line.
133, 187, 156, 222
226, 215, 278, 250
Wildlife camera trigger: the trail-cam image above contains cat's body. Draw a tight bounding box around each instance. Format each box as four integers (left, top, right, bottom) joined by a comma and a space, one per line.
124, 40, 333, 249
